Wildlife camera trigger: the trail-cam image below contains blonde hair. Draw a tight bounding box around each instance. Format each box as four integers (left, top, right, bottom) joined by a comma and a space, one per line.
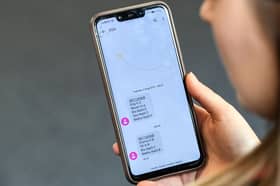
188, 0, 280, 185
190, 126, 279, 186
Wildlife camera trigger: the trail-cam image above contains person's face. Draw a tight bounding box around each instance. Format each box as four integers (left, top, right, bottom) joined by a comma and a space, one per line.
200, 0, 279, 119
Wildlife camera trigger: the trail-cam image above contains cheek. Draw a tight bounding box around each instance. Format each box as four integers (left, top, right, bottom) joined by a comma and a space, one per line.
211, 1, 251, 79
211, 5, 252, 95
216, 29, 278, 117
210, 1, 279, 117
233, 61, 278, 118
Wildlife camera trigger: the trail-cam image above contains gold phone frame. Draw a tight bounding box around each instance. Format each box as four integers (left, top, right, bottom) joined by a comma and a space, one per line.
89, 1, 205, 183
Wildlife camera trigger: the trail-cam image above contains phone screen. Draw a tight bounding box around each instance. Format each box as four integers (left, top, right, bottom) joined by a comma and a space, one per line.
96, 6, 202, 178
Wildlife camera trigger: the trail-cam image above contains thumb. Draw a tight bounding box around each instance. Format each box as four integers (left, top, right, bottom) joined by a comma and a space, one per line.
186, 73, 232, 121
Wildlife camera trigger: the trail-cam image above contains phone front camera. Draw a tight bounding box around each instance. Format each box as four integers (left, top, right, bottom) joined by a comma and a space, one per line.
118, 15, 123, 20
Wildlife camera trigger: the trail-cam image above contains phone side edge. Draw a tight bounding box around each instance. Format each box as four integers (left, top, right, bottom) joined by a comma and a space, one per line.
89, 16, 137, 184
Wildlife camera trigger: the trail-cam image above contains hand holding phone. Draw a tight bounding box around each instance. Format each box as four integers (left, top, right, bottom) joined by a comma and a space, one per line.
112, 73, 260, 186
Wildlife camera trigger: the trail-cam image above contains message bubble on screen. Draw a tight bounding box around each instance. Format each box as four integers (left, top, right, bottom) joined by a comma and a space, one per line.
128, 94, 153, 122
137, 131, 162, 157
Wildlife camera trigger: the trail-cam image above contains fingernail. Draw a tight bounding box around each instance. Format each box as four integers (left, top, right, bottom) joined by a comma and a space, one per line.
189, 72, 198, 81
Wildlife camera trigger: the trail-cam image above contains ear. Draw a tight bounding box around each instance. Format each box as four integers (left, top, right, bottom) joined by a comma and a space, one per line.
200, 0, 215, 23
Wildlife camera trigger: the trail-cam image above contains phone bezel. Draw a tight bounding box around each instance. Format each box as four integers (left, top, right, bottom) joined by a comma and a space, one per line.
89, 1, 205, 184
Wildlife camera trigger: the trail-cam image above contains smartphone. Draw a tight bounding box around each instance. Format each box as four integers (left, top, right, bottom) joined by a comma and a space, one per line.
90, 1, 205, 183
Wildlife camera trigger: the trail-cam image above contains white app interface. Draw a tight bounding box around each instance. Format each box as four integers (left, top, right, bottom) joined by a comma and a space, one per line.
97, 7, 201, 176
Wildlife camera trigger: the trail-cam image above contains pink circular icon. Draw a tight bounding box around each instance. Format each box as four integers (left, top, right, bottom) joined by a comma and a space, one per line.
129, 152, 138, 160
121, 117, 130, 126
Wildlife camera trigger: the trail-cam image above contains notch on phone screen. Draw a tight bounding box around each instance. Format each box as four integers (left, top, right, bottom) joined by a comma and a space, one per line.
116, 9, 145, 21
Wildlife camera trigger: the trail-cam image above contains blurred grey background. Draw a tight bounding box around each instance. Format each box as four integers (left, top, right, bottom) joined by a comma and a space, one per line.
0, 0, 267, 186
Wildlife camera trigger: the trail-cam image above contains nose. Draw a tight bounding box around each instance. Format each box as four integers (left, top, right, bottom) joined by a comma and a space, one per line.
199, 1, 212, 24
